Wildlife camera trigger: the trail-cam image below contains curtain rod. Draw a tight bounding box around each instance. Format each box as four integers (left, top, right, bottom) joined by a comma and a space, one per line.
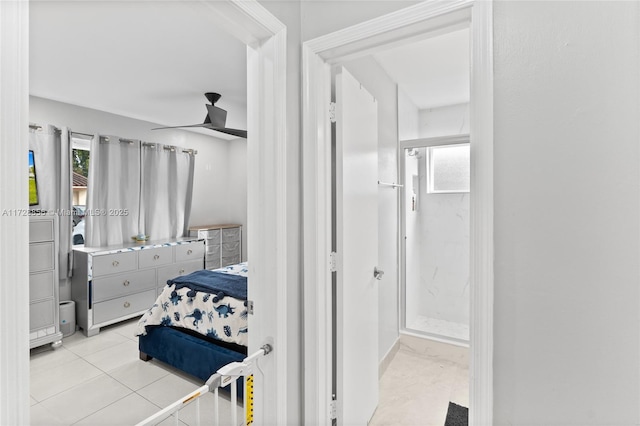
30, 123, 62, 134
30, 123, 196, 154
31, 122, 93, 140
71, 131, 93, 139
142, 142, 197, 155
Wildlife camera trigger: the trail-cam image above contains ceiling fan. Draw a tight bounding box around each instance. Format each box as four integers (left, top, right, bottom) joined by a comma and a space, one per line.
152, 92, 247, 138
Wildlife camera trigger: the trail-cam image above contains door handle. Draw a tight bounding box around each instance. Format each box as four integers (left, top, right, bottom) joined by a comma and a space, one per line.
374, 267, 384, 280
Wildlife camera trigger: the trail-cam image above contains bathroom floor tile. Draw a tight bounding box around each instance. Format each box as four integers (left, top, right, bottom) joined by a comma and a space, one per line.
370, 337, 469, 426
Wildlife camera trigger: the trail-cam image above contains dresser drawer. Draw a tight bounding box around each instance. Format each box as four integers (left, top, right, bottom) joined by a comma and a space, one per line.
221, 255, 241, 267
221, 241, 240, 257
206, 243, 221, 258
29, 219, 54, 243
30, 299, 54, 331
30, 270, 54, 301
29, 242, 55, 273
92, 252, 137, 276
139, 246, 173, 269
222, 227, 241, 243
206, 259, 221, 270
92, 269, 156, 303
199, 229, 220, 240
175, 242, 204, 262
157, 260, 204, 287
93, 289, 156, 325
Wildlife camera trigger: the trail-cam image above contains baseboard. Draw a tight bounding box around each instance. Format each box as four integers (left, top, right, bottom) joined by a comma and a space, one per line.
378, 337, 400, 378
398, 332, 469, 365
400, 329, 469, 348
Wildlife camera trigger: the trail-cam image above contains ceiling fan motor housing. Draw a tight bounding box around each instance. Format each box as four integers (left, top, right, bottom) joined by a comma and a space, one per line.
205, 92, 222, 104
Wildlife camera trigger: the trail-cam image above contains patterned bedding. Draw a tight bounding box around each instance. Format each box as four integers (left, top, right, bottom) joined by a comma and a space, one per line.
135, 262, 249, 347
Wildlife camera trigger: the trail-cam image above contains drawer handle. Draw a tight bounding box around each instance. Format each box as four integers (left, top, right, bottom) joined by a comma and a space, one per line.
124, 301, 131, 308
187, 249, 193, 255
179, 269, 185, 274
154, 254, 160, 260
123, 280, 130, 287
112, 260, 119, 267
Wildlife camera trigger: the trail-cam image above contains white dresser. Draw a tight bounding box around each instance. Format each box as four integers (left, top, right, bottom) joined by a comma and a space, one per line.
188, 224, 242, 270
71, 238, 205, 336
29, 216, 63, 349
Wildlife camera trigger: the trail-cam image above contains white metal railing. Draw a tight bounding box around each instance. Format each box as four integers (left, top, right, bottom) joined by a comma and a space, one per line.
135, 344, 272, 426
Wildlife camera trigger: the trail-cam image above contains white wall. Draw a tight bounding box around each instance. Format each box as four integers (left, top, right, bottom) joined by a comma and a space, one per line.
227, 140, 248, 261
494, 1, 640, 424
344, 56, 400, 363
418, 102, 469, 138
30, 96, 248, 259
398, 87, 420, 141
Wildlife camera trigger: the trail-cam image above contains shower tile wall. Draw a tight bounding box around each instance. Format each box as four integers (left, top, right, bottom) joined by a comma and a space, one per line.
405, 147, 470, 341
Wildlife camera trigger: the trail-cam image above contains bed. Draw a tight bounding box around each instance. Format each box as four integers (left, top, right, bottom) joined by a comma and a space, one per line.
136, 262, 249, 396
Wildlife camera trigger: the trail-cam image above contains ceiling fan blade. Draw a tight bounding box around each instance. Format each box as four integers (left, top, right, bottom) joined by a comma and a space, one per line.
151, 92, 247, 138
212, 127, 248, 138
151, 123, 207, 130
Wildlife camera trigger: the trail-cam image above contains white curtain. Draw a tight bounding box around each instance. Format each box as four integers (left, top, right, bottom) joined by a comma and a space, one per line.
29, 125, 73, 279
85, 135, 141, 247
139, 143, 195, 240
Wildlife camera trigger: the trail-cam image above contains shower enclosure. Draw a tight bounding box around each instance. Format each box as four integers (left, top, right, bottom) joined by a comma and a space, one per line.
400, 135, 470, 344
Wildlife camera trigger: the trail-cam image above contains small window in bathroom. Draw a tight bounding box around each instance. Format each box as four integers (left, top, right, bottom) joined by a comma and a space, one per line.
427, 143, 470, 193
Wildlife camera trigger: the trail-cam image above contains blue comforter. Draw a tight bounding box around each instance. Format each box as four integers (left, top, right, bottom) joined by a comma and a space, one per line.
168, 270, 247, 301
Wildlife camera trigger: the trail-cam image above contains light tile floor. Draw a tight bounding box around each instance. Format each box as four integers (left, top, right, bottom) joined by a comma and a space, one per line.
31, 321, 467, 426
406, 315, 470, 342
370, 335, 469, 426
29, 317, 241, 426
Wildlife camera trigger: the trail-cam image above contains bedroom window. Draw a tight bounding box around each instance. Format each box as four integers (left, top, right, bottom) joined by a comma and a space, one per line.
71, 137, 90, 244
427, 143, 470, 194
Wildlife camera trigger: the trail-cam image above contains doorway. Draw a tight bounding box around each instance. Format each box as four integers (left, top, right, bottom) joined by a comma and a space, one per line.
0, 1, 290, 424
302, 1, 494, 424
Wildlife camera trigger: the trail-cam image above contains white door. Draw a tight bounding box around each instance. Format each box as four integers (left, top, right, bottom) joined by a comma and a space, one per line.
334, 66, 379, 425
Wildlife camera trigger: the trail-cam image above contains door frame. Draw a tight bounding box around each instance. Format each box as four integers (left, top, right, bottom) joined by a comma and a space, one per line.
0, 1, 289, 424
302, 1, 494, 424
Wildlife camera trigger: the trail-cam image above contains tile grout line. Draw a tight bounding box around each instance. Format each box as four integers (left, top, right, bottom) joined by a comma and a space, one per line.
69, 390, 136, 426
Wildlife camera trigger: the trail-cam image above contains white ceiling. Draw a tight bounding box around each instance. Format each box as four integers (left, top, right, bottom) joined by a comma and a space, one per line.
373, 27, 470, 110
30, 2, 468, 136
30, 1, 247, 139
